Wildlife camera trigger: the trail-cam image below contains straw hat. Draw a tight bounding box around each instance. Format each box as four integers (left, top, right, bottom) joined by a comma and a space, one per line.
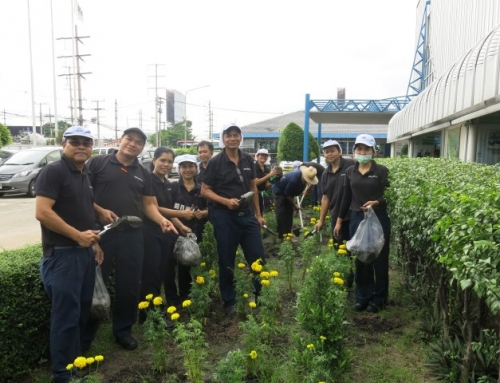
300, 166, 318, 185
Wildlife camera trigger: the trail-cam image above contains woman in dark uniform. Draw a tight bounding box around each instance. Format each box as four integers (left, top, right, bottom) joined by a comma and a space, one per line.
254, 149, 276, 215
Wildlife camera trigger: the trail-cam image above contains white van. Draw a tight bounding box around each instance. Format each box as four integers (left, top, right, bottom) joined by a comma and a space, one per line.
92, 147, 118, 156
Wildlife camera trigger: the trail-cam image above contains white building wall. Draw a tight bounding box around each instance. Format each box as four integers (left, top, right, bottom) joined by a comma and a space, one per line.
429, 0, 500, 77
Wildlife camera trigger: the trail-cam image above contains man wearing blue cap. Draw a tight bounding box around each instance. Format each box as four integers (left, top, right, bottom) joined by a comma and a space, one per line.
35, 126, 104, 383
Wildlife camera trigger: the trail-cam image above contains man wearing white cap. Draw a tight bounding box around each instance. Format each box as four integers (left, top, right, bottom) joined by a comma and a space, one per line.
271, 163, 318, 239
35, 126, 104, 383
201, 123, 266, 316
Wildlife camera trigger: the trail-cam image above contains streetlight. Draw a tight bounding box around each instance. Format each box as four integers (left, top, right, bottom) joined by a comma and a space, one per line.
184, 85, 210, 148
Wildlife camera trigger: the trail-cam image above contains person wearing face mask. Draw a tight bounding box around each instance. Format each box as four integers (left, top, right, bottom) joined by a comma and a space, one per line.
333, 134, 391, 314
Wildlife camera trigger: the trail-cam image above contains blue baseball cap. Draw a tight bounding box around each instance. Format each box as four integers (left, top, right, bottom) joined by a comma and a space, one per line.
63, 126, 94, 140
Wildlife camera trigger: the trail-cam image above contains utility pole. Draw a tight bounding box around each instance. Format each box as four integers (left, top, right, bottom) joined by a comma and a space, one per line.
147, 64, 165, 147
114, 99, 118, 140
208, 101, 213, 140
91, 100, 105, 146
157, 96, 165, 146
45, 108, 55, 141
3, 109, 6, 125
57, 29, 91, 126
37, 102, 47, 137
138, 109, 142, 129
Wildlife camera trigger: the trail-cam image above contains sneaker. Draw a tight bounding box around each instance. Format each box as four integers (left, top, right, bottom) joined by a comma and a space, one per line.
353, 302, 368, 312
115, 335, 138, 350
366, 302, 380, 313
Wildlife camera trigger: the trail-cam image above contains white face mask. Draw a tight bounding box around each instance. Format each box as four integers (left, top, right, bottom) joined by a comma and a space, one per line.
355, 154, 372, 164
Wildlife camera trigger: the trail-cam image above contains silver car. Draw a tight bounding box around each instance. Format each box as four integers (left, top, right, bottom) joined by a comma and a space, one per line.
0, 147, 63, 197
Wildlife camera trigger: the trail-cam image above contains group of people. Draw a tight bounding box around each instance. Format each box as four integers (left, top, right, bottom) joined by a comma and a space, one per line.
35, 124, 390, 383
36, 123, 270, 383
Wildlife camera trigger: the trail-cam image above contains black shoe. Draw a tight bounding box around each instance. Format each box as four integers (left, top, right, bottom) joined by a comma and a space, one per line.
353, 302, 368, 312
115, 335, 138, 350
366, 303, 380, 313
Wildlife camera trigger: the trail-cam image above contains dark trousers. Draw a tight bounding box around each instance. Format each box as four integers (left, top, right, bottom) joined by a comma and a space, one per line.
212, 208, 265, 307
139, 228, 170, 320
81, 228, 144, 346
40, 247, 95, 383
349, 210, 391, 308
274, 195, 294, 239
164, 235, 192, 306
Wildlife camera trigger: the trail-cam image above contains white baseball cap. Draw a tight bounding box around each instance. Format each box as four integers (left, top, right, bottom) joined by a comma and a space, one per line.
322, 139, 341, 151
256, 148, 269, 155
354, 134, 376, 149
175, 154, 198, 164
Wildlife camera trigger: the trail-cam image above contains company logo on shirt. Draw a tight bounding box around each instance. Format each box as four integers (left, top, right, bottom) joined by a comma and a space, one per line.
368, 175, 379, 179
174, 203, 187, 210
134, 176, 144, 183
243, 167, 251, 171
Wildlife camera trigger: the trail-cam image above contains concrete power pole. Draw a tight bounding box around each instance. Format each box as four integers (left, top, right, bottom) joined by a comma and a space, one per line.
45, 108, 55, 142
91, 100, 105, 146
115, 99, 118, 140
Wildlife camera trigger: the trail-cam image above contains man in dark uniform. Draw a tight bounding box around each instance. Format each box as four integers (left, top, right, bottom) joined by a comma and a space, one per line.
196, 140, 214, 183
84, 127, 176, 351
35, 126, 104, 383
201, 123, 266, 315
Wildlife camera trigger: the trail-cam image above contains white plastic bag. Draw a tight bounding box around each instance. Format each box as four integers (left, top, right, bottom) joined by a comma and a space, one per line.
346, 207, 385, 264
91, 265, 111, 320
174, 233, 202, 266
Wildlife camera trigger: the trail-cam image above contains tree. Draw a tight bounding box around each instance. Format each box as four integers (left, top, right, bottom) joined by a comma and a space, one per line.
42, 121, 71, 145
0, 123, 13, 147
149, 120, 193, 147
276, 122, 320, 162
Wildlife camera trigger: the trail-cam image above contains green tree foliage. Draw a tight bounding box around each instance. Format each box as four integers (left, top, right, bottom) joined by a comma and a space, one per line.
149, 120, 193, 148
0, 123, 13, 147
42, 121, 71, 144
276, 122, 320, 162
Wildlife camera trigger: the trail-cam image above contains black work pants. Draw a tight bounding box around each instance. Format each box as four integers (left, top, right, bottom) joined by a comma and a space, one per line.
274, 195, 294, 239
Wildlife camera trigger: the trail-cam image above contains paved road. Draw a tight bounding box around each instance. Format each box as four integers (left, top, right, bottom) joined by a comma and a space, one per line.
0, 194, 40, 251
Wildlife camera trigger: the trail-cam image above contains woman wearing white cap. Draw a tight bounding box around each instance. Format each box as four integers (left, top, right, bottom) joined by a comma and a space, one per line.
334, 134, 391, 313
254, 148, 277, 215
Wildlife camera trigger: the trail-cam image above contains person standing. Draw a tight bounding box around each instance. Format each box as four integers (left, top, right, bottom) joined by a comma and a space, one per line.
272, 165, 319, 239
35, 126, 103, 383
84, 128, 176, 351
334, 134, 391, 313
254, 148, 276, 215
196, 140, 214, 183
201, 123, 266, 315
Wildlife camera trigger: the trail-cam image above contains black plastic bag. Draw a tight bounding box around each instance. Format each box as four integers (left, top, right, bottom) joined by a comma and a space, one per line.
174, 233, 202, 266
91, 265, 111, 320
346, 207, 385, 264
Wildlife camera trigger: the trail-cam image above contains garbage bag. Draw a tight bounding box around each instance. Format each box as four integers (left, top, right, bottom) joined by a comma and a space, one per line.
346, 207, 385, 264
91, 265, 111, 320
174, 233, 202, 266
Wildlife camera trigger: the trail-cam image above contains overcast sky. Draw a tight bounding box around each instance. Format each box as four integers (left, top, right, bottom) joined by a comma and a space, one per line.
0, 0, 418, 140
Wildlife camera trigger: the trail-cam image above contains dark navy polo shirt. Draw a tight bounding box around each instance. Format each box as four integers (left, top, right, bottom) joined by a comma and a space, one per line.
338, 161, 390, 219
321, 157, 356, 220
87, 153, 154, 219
35, 154, 96, 252
144, 172, 173, 230
255, 162, 271, 192
171, 178, 207, 230
202, 149, 256, 209
271, 168, 305, 198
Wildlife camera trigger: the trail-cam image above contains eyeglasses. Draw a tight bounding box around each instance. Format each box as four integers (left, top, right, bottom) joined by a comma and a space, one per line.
236, 167, 244, 182
66, 139, 93, 148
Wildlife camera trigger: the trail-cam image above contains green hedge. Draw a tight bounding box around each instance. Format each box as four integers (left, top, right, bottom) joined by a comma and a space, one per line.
0, 244, 51, 382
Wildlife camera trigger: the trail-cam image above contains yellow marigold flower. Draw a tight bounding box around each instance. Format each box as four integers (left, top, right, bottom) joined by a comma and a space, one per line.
333, 272, 341, 277
209, 269, 217, 278
166, 306, 177, 314
171, 313, 180, 321
286, 233, 293, 238
328, 238, 333, 244
66, 364, 73, 371
145, 294, 153, 301
138, 301, 149, 310
252, 264, 263, 272
237, 262, 246, 269
182, 300, 192, 308
73, 356, 87, 369
95, 355, 104, 362
304, 231, 310, 236
196, 276, 205, 284
153, 296, 163, 306
261, 279, 270, 286
243, 293, 249, 298
328, 244, 333, 249
260, 271, 270, 279
200, 262, 206, 267
333, 277, 344, 285
249, 301, 257, 308
320, 336, 326, 341
338, 249, 347, 255
339, 244, 346, 249
249, 350, 258, 360
285, 236, 291, 242
326, 215, 330, 220
86, 357, 95, 365
269, 270, 279, 277
307, 344, 314, 349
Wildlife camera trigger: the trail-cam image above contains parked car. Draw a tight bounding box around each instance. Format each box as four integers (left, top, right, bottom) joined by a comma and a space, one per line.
0, 149, 18, 166
0, 147, 63, 197
92, 147, 118, 156
138, 148, 156, 171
